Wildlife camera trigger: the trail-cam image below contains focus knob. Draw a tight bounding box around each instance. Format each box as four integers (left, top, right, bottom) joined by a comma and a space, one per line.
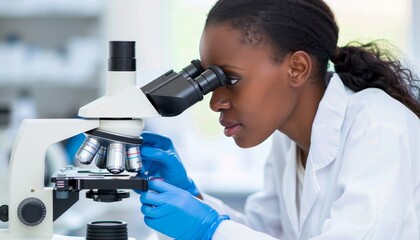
17, 197, 46, 226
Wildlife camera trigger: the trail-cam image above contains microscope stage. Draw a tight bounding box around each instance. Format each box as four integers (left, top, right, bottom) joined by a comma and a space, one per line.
50, 166, 148, 192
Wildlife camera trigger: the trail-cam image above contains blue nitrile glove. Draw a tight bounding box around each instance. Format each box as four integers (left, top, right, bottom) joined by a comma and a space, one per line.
138, 132, 200, 196
140, 180, 230, 240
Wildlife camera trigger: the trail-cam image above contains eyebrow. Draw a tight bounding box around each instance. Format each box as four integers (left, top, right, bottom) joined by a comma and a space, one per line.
219, 64, 245, 70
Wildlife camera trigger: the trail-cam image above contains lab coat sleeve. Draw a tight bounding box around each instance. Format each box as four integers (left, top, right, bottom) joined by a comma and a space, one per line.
201, 182, 282, 240
213, 220, 278, 240
202, 132, 289, 239
202, 191, 280, 240
201, 193, 247, 224
201, 192, 280, 240
311, 112, 419, 239
201, 153, 282, 228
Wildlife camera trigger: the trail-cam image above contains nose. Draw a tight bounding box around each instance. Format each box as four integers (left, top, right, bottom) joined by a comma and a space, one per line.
209, 87, 230, 112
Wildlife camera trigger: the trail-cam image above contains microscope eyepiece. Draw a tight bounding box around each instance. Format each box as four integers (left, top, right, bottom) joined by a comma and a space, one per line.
108, 41, 136, 71
141, 60, 228, 116
179, 59, 205, 79
194, 65, 227, 95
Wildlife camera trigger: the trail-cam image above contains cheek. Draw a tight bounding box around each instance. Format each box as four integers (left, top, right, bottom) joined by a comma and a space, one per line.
245, 72, 294, 122
234, 75, 295, 147
264, 84, 296, 122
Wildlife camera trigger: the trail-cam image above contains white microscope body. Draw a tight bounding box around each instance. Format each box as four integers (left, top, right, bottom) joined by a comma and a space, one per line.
0, 42, 159, 240
0, 40, 226, 239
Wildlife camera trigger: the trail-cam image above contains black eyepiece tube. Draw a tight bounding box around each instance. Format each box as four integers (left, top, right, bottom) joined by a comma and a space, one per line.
108, 41, 136, 71
179, 59, 205, 79
194, 65, 226, 95
141, 62, 228, 116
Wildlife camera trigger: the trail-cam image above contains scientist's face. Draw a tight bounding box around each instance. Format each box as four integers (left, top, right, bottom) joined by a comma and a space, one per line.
199, 24, 298, 148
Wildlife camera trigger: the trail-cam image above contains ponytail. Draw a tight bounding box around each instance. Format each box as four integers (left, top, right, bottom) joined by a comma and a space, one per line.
333, 41, 420, 118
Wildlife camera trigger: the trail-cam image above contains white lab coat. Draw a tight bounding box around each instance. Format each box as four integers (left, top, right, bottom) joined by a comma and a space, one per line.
203, 74, 420, 240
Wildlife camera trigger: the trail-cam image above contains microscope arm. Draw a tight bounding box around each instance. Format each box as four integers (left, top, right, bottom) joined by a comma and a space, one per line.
7, 119, 99, 238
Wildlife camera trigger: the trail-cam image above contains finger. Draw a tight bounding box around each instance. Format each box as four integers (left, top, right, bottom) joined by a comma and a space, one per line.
141, 204, 170, 219
141, 147, 169, 161
141, 147, 179, 168
144, 216, 160, 230
144, 215, 172, 232
140, 191, 166, 206
147, 179, 180, 193
141, 132, 172, 149
140, 183, 181, 205
143, 216, 154, 229
139, 160, 161, 177
133, 187, 146, 195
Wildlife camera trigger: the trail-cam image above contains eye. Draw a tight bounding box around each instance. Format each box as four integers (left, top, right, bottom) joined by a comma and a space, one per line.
226, 76, 240, 86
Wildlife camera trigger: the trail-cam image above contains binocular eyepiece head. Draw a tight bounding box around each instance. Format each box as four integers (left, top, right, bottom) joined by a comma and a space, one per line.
108, 41, 229, 117
141, 59, 228, 117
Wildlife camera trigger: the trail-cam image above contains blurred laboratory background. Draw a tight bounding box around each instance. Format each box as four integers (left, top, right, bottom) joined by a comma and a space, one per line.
0, 0, 418, 239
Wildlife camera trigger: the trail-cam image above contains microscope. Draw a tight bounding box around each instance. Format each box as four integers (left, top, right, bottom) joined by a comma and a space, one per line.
0, 41, 228, 240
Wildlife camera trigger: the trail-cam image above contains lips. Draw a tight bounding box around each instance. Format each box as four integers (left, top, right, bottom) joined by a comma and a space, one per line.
219, 119, 242, 137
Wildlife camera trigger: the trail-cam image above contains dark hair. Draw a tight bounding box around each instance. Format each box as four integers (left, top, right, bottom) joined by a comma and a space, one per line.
205, 0, 420, 117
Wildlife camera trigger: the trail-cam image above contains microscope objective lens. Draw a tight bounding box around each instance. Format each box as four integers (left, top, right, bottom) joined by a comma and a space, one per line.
126, 146, 142, 172
93, 146, 107, 169
106, 143, 126, 174
75, 137, 101, 165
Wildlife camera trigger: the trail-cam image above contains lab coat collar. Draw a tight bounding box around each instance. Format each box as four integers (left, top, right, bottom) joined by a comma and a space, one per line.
299, 73, 350, 230
309, 73, 349, 172
281, 141, 299, 235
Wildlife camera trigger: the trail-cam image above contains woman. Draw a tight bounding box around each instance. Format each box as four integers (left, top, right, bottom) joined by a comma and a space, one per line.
138, 0, 420, 239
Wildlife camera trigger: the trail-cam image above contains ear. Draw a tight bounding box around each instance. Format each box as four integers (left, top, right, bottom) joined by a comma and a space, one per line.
287, 51, 312, 88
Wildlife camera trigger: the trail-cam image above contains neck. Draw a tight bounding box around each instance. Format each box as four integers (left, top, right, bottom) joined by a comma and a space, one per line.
278, 81, 325, 166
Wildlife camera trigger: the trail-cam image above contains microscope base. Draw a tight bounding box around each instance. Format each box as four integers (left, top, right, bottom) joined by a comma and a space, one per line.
0, 230, 137, 240
0, 230, 79, 240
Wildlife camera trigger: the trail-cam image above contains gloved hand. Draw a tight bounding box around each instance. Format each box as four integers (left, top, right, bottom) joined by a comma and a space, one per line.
138, 132, 200, 196
140, 179, 229, 240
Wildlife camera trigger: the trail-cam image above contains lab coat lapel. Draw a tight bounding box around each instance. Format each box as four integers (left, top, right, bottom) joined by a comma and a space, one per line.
281, 142, 299, 234
298, 74, 349, 230
298, 151, 320, 230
